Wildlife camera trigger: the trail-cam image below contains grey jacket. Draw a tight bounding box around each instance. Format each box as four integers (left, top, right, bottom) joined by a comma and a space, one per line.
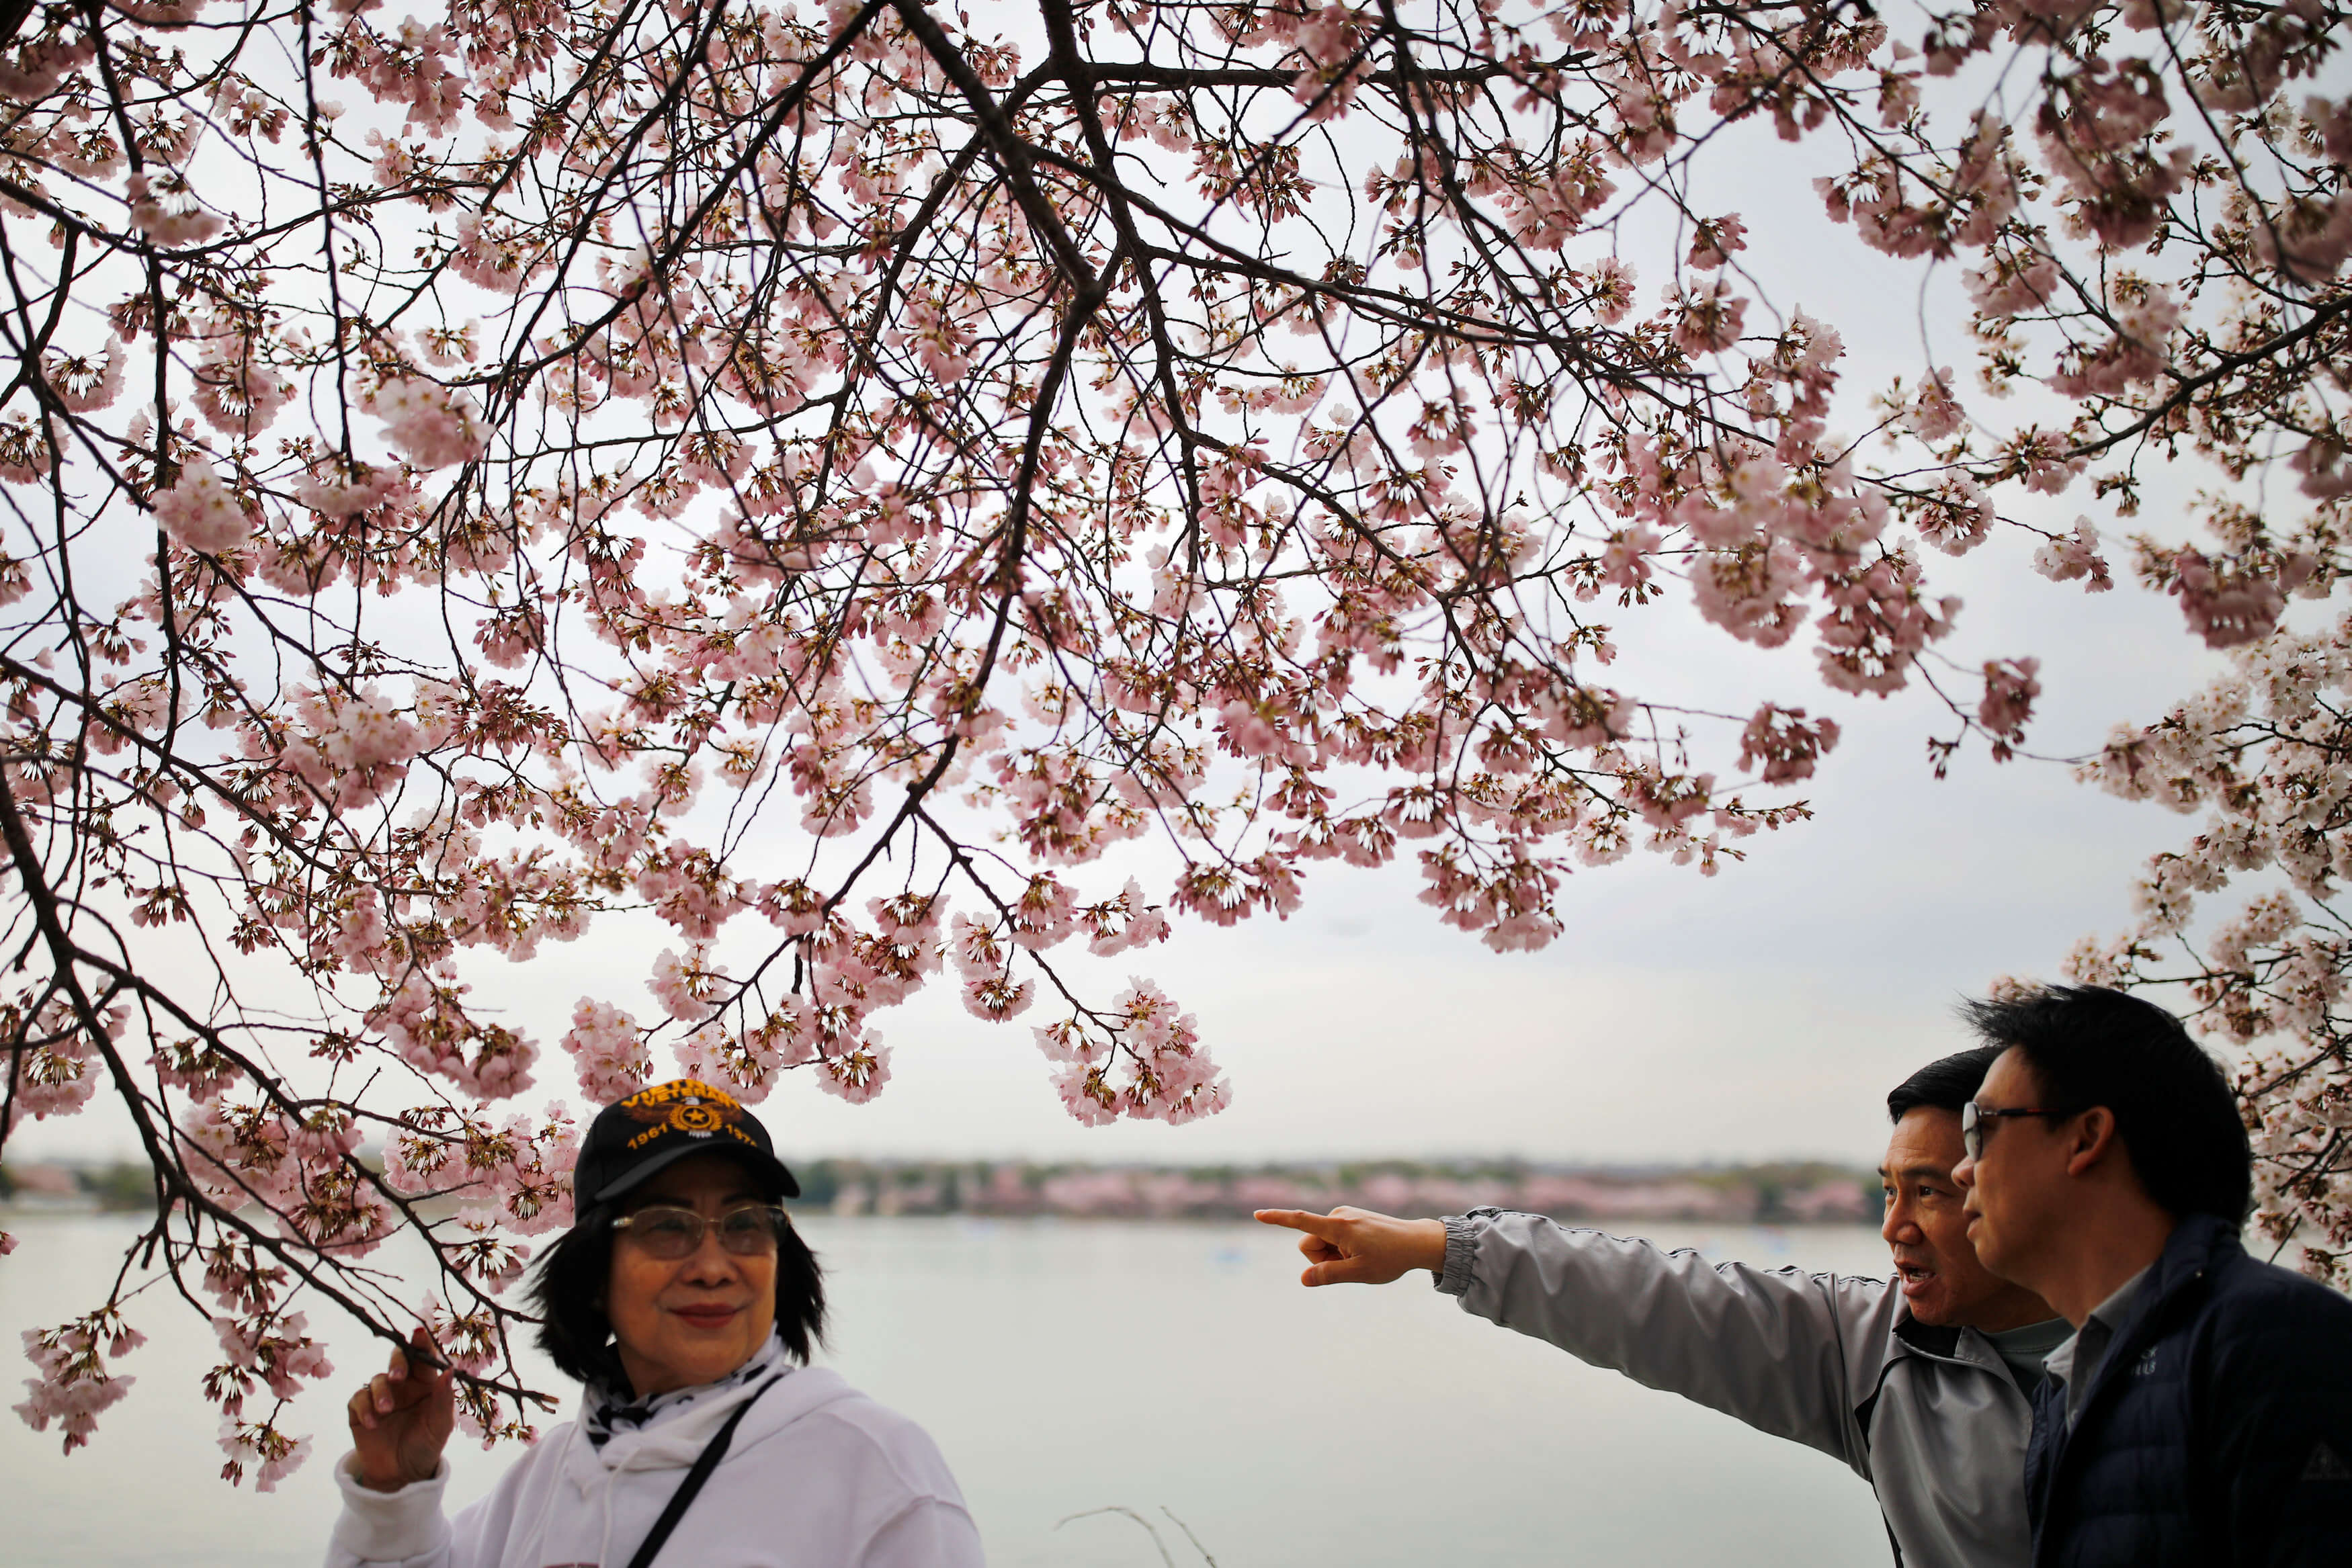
1439, 1210, 2035, 1568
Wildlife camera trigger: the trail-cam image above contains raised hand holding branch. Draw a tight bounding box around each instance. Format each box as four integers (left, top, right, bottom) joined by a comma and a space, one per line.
346, 1327, 456, 1493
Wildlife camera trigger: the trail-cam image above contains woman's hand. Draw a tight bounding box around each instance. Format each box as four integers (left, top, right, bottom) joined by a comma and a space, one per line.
346, 1327, 456, 1492
1254, 1207, 1448, 1286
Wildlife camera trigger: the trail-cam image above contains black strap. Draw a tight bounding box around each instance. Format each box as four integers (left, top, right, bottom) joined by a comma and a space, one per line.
622, 1373, 784, 1568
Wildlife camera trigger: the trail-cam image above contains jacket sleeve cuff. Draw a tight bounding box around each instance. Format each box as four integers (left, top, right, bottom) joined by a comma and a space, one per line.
1435, 1209, 1498, 1297
331, 1452, 453, 1563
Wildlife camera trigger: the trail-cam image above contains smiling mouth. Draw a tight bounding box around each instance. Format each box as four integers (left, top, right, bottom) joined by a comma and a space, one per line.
1893, 1262, 1935, 1291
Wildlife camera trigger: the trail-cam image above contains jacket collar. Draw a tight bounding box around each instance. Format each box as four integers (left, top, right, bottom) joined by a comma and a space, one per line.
1863, 1297, 2013, 1417
2151, 1210, 2242, 1287
1889, 1313, 1964, 1360
2065, 1211, 2238, 1417
2089, 1213, 2230, 1363
1850, 1295, 2025, 1445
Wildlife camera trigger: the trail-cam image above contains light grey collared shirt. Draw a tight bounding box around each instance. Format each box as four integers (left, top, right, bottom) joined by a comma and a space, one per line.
1984, 1315, 2072, 1393
2044, 1264, 2154, 1430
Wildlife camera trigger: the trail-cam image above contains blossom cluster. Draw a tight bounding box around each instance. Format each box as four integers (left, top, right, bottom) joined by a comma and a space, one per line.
14, 1312, 142, 1456
2070, 612, 2352, 1285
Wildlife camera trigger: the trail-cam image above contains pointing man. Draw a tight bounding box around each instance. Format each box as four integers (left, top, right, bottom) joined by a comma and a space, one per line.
1259, 1047, 2067, 1567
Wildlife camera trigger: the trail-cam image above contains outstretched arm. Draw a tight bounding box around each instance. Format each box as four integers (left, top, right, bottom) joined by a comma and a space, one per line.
1454, 1211, 1885, 1467
1263, 1206, 1886, 1472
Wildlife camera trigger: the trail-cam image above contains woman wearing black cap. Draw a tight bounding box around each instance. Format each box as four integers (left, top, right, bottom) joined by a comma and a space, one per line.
325, 1078, 984, 1567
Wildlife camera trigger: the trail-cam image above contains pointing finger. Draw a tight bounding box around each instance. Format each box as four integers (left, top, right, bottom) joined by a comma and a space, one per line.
1255, 1208, 1347, 1243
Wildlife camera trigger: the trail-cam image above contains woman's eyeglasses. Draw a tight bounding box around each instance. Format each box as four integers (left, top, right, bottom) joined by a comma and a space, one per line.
611, 1204, 789, 1259
1960, 1101, 2074, 1161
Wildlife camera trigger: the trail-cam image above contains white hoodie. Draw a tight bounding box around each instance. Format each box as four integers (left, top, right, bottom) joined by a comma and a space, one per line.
326, 1362, 983, 1568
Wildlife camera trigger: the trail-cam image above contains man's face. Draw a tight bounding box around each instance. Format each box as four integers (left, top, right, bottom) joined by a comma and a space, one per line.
1880, 1106, 2032, 1326
1954, 1047, 2076, 1287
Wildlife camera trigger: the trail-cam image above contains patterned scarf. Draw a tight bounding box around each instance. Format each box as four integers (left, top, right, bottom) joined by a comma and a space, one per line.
583, 1331, 789, 1450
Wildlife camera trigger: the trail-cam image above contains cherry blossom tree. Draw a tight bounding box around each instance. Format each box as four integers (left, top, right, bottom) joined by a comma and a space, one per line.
0, 0, 2345, 1483
2072, 619, 2352, 1292
1899, 1, 2352, 1293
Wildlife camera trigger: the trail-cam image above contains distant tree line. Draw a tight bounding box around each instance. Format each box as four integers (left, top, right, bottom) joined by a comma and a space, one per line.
779, 1157, 1879, 1224
0, 1160, 157, 1211
1, 1153, 1878, 1225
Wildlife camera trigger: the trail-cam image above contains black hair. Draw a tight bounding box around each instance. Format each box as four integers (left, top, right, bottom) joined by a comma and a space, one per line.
1961, 984, 2251, 1223
524, 1195, 827, 1387
1887, 1045, 2005, 1123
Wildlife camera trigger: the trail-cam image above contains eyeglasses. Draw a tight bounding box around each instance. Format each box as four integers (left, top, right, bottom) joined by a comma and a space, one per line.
610, 1204, 789, 1260
1961, 1101, 2074, 1161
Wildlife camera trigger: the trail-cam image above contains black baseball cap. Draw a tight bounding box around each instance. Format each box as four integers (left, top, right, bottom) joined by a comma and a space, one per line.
573, 1078, 800, 1206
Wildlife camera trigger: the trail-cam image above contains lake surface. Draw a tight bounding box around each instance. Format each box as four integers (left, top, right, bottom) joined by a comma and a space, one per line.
2, 1213, 1896, 1566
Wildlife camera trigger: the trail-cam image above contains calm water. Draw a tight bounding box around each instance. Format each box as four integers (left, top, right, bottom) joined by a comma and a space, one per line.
1, 1213, 1895, 1566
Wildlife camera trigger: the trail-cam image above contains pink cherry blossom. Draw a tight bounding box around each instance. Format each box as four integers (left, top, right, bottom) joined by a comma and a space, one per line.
15, 1313, 140, 1456
1977, 658, 2042, 758
816, 1035, 892, 1104
368, 376, 490, 470
1738, 705, 1843, 785
560, 998, 650, 1102
962, 973, 1034, 1022
152, 463, 251, 554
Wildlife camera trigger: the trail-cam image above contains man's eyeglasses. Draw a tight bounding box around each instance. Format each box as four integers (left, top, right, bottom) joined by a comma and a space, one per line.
611, 1204, 789, 1260
1960, 1101, 2074, 1161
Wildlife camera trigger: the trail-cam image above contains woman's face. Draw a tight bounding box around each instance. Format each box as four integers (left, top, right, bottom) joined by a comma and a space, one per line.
605, 1153, 780, 1397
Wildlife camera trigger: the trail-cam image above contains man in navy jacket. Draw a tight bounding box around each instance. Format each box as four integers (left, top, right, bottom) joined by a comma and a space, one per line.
1951, 984, 2352, 1567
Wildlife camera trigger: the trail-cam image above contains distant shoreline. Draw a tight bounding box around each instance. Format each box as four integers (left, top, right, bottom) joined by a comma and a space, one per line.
774, 1156, 1877, 1225
1, 1155, 1882, 1226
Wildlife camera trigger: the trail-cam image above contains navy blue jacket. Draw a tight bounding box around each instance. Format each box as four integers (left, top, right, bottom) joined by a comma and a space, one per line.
2023, 1212, 2352, 1567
